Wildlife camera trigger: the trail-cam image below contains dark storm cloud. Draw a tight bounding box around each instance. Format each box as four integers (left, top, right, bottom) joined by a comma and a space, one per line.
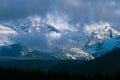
54, 0, 120, 27
0, 0, 52, 21
1, 0, 120, 28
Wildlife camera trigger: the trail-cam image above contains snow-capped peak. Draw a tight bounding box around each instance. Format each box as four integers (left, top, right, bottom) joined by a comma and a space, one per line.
3, 18, 60, 34
85, 26, 120, 57
87, 26, 120, 46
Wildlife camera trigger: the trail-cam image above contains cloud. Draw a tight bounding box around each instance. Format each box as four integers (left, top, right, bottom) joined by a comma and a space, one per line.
1, 0, 120, 51
45, 13, 76, 31
53, 0, 120, 28
13, 31, 48, 50
0, 0, 52, 21
84, 22, 110, 35
0, 0, 120, 27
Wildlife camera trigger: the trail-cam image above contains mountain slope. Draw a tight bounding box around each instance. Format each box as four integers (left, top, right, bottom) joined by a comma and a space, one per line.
0, 44, 94, 60
0, 44, 58, 60
0, 17, 94, 60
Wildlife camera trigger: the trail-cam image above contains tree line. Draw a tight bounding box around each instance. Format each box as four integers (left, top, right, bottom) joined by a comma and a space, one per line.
0, 66, 119, 80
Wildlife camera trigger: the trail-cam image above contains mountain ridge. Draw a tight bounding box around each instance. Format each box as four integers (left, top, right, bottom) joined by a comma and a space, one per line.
0, 17, 120, 60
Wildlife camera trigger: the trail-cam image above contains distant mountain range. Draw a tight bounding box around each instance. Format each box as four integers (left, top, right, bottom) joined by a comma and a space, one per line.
0, 17, 120, 60
0, 47, 119, 75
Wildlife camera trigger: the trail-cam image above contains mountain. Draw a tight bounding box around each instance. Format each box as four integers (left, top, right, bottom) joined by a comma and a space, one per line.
0, 17, 94, 60
0, 43, 94, 60
2, 18, 60, 34
85, 26, 120, 57
1, 17, 120, 60
0, 44, 59, 60
0, 44, 23, 57
51, 47, 94, 60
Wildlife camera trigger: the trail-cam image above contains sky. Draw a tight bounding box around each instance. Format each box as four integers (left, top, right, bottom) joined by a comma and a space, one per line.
0, 0, 120, 23
0, 0, 120, 25
1, 0, 120, 50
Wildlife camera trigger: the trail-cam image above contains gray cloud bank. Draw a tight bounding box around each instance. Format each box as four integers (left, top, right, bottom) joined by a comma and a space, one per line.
0, 0, 120, 25
0, 0, 52, 20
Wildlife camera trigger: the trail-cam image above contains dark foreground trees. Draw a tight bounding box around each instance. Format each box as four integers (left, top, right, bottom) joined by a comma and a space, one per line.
0, 66, 119, 80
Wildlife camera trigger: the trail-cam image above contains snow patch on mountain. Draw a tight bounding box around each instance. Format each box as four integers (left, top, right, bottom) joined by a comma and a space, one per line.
51, 47, 94, 60
68, 48, 94, 60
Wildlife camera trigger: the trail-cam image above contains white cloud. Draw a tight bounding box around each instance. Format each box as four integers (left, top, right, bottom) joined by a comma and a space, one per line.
45, 13, 76, 31
114, 9, 120, 15
49, 32, 61, 39
62, 0, 81, 8
84, 22, 110, 35
0, 25, 17, 34
0, 25, 17, 46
